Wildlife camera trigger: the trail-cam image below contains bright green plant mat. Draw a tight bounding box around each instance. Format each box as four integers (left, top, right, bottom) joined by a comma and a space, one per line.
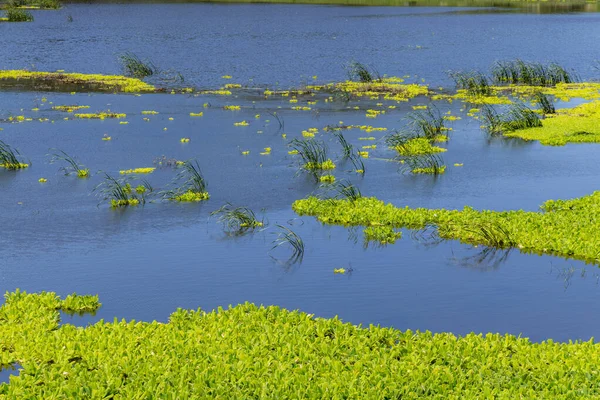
505, 100, 600, 146
293, 191, 600, 263
1, 290, 600, 398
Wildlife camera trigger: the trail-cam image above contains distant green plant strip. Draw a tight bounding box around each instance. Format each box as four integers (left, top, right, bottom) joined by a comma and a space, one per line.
293, 191, 600, 263
2, 290, 600, 397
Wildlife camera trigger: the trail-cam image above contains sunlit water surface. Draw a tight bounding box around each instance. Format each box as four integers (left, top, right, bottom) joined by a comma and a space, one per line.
1, 4, 600, 343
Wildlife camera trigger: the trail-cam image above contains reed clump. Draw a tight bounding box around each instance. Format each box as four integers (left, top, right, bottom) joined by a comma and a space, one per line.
119, 52, 156, 79
211, 203, 264, 235
492, 60, 576, 86
0, 139, 28, 169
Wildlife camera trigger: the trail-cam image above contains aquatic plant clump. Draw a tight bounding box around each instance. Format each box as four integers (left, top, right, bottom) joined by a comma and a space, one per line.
293, 190, 600, 263
211, 203, 264, 234
449, 70, 491, 96
404, 154, 446, 175
119, 167, 155, 175
504, 100, 600, 145
492, 60, 576, 86
74, 112, 126, 119
49, 149, 89, 178
94, 174, 152, 208
118, 52, 156, 79
387, 134, 446, 156
164, 160, 209, 202
289, 138, 335, 171
0, 70, 155, 93
2, 7, 33, 22
0, 140, 28, 169
3, 290, 600, 397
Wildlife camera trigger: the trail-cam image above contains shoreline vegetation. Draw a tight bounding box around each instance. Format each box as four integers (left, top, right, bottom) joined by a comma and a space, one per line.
1, 290, 600, 397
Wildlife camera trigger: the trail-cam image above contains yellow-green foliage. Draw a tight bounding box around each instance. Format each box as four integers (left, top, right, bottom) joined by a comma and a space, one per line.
328, 78, 429, 101
304, 159, 335, 171
119, 167, 155, 175
0, 162, 28, 169
293, 191, 600, 263
394, 137, 447, 156
172, 190, 210, 202
319, 174, 336, 183
0, 70, 155, 93
51, 105, 90, 112
505, 100, 600, 146
412, 165, 446, 174
76, 169, 90, 178
2, 290, 600, 397
74, 112, 126, 119
363, 226, 402, 245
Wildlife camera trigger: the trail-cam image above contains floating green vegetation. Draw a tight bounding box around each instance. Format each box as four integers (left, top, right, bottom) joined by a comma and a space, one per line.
0, 70, 155, 93
119, 167, 155, 175
323, 78, 429, 102
0, 140, 28, 169
60, 293, 100, 314
4, 289, 600, 397
293, 190, 600, 263
74, 112, 126, 119
1, 7, 33, 21
118, 52, 156, 79
51, 105, 90, 112
387, 134, 446, 156
492, 59, 576, 86
504, 100, 600, 145
211, 203, 264, 235
319, 174, 336, 183
363, 225, 402, 246
49, 149, 89, 178
164, 160, 209, 202
94, 174, 152, 208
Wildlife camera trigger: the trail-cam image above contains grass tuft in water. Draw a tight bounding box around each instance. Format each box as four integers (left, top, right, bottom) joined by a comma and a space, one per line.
271, 225, 304, 263
346, 61, 380, 83
404, 154, 446, 175
49, 149, 89, 178
211, 203, 264, 235
163, 160, 209, 202
289, 138, 334, 171
119, 52, 156, 79
0, 139, 28, 169
449, 71, 491, 96
533, 91, 556, 114
332, 130, 353, 158
405, 106, 446, 140
94, 174, 152, 208
501, 103, 543, 132
331, 179, 362, 202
